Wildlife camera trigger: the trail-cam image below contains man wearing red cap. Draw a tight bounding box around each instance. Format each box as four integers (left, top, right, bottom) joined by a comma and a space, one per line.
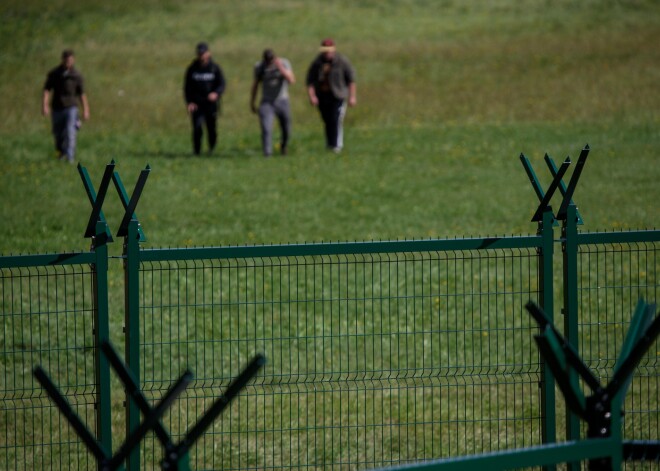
306, 38, 356, 153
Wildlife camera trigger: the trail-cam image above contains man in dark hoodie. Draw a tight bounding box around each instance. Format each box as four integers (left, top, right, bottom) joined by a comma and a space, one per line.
184, 42, 226, 155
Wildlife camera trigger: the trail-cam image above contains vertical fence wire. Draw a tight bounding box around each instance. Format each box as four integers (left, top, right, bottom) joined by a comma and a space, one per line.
137, 247, 541, 470
0, 264, 97, 470
577, 240, 660, 452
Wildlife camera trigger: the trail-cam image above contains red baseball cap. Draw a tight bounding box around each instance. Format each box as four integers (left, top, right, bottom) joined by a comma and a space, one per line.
319, 38, 336, 52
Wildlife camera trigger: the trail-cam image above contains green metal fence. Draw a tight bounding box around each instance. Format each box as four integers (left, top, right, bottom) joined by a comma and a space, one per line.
0, 242, 112, 470
0, 152, 658, 470
573, 230, 660, 447
131, 237, 545, 469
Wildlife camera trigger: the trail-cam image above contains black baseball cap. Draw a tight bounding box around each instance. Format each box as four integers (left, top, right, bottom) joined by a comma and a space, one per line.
196, 42, 209, 55
263, 49, 275, 62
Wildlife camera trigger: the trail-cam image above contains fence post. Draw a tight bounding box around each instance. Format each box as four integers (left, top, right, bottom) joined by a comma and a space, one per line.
124, 219, 141, 470
92, 220, 113, 457
562, 203, 581, 470
539, 208, 556, 467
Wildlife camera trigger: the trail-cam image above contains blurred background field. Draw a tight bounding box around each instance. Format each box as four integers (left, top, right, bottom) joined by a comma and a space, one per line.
0, 2, 659, 468
0, 0, 658, 254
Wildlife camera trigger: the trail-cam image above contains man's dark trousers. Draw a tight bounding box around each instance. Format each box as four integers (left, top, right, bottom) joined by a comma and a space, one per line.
191, 103, 217, 155
318, 93, 346, 150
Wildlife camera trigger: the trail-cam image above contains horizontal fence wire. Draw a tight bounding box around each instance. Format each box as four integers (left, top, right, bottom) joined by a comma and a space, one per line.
577, 240, 660, 449
0, 264, 97, 470
138, 248, 542, 470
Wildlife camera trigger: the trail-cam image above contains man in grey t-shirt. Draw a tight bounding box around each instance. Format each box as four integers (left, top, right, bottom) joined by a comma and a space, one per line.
250, 49, 296, 156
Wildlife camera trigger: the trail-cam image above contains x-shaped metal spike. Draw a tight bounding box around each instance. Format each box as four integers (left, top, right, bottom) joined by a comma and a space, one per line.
102, 341, 265, 471
520, 145, 590, 226
78, 162, 150, 242
34, 360, 191, 471
544, 154, 584, 225
557, 145, 589, 220
79, 162, 115, 241
530, 157, 571, 223
526, 300, 659, 424
113, 166, 149, 241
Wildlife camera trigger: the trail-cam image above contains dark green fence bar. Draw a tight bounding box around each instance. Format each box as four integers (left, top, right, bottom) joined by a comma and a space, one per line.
124, 220, 142, 471
139, 235, 543, 262
0, 252, 97, 268
538, 209, 557, 460
371, 439, 617, 471
561, 205, 582, 471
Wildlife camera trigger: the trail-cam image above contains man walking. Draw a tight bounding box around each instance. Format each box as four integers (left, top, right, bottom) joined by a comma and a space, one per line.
42, 49, 89, 163
184, 42, 226, 155
250, 49, 296, 156
306, 38, 356, 153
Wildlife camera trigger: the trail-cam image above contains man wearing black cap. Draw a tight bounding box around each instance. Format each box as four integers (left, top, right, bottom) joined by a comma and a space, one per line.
184, 42, 226, 155
306, 38, 356, 153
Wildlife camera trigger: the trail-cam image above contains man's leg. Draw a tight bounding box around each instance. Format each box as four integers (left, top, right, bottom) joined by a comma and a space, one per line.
275, 99, 291, 155
259, 102, 275, 156
334, 100, 347, 151
63, 106, 79, 162
51, 109, 66, 157
318, 99, 334, 148
205, 107, 218, 154
191, 109, 204, 155
319, 96, 343, 150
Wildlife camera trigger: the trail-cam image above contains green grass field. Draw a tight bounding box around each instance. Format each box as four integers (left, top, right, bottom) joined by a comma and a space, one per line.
0, 0, 658, 255
0, 1, 659, 469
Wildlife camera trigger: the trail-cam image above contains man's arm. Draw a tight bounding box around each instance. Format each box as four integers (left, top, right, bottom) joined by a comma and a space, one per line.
250, 80, 259, 113
343, 57, 357, 106
348, 82, 357, 107
80, 93, 90, 120
209, 65, 226, 102
307, 85, 318, 106
184, 67, 197, 114
42, 89, 51, 116
275, 58, 295, 84
306, 62, 318, 106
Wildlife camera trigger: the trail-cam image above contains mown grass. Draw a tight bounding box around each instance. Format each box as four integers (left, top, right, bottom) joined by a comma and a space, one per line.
0, 0, 658, 255
0, 0, 659, 469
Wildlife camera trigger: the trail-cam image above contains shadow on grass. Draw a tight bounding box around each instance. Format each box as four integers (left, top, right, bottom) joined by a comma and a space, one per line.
128, 147, 262, 160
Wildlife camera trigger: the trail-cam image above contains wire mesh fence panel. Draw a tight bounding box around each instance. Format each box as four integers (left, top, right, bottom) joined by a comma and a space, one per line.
577, 240, 660, 446
0, 263, 98, 470
137, 247, 542, 470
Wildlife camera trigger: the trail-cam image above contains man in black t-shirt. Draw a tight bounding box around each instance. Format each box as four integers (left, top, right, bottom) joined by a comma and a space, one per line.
184, 42, 226, 156
42, 49, 90, 163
